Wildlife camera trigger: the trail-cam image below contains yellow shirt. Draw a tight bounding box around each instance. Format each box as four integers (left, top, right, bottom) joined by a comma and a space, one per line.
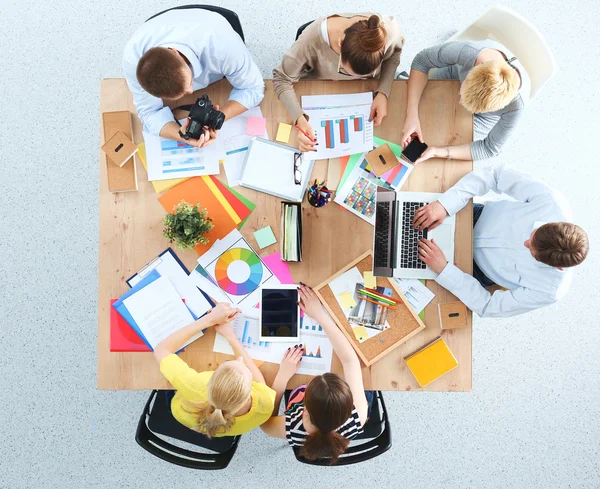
160, 354, 276, 436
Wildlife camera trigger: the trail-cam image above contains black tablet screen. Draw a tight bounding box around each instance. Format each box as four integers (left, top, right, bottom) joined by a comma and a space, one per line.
261, 288, 299, 338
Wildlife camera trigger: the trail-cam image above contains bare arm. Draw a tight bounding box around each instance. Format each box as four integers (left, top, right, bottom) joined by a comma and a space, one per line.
260, 415, 287, 439
214, 323, 266, 384
298, 285, 369, 425
400, 70, 429, 148
221, 100, 248, 121
153, 303, 241, 363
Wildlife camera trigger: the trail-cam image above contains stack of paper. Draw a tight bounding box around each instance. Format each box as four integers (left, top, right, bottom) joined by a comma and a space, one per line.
158, 176, 256, 255
281, 202, 302, 262
112, 270, 202, 351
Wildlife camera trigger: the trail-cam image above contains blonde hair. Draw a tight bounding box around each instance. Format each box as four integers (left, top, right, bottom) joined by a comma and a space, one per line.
460, 59, 520, 113
180, 363, 251, 437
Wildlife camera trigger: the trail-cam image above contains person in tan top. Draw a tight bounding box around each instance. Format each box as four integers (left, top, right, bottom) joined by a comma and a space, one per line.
273, 14, 405, 152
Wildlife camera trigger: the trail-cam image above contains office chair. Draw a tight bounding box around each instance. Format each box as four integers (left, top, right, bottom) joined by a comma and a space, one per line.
284, 390, 392, 466
447, 4, 557, 99
295, 20, 314, 41
146, 5, 245, 43
135, 390, 241, 470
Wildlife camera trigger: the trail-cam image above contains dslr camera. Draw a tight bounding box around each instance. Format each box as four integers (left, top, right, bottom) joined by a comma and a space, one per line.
179, 94, 225, 140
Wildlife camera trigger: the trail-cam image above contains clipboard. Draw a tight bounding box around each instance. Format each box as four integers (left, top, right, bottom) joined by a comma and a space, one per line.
127, 248, 215, 318
240, 137, 314, 202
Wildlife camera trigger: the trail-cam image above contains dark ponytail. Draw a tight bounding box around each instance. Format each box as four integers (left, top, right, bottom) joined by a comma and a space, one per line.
299, 373, 354, 464
300, 430, 350, 464
341, 15, 387, 75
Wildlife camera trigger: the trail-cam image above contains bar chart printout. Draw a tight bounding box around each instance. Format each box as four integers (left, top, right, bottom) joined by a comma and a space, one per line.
212, 315, 334, 375
302, 92, 373, 159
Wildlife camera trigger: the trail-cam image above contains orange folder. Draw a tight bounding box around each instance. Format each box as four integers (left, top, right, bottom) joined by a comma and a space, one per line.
159, 176, 239, 255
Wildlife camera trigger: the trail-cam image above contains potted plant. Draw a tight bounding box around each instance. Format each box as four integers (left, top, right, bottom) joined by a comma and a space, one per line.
163, 200, 214, 250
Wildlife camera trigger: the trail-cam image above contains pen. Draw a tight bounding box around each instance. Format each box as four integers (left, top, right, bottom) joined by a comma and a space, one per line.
359, 296, 397, 310
358, 289, 397, 305
295, 125, 315, 143
362, 288, 401, 304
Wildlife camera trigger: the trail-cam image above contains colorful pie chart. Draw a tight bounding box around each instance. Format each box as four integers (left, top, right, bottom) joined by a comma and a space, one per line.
214, 248, 263, 296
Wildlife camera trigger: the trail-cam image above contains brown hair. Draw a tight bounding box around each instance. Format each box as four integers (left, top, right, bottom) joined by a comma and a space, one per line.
299, 373, 354, 464
136, 47, 189, 99
341, 15, 387, 76
180, 362, 252, 437
532, 222, 589, 268
460, 60, 520, 113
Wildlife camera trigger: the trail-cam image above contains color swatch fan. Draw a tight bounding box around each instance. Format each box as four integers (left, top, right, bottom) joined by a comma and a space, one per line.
197, 229, 279, 307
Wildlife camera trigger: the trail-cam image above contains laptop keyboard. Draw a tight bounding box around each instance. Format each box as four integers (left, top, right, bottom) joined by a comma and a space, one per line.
400, 202, 428, 269
375, 201, 392, 268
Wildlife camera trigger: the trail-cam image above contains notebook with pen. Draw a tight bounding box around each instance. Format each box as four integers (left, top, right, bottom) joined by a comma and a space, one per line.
240, 137, 314, 202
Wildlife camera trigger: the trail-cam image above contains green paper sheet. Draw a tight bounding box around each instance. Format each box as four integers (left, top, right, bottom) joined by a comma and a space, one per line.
253, 226, 277, 249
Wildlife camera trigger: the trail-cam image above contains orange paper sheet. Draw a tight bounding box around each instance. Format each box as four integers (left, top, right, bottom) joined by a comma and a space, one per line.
158, 176, 239, 255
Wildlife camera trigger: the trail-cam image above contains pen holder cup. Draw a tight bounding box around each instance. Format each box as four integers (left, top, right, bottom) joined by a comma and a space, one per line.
307, 186, 332, 208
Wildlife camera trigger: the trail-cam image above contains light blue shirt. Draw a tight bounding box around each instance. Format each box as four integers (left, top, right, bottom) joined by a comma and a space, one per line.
122, 9, 265, 136
436, 166, 574, 318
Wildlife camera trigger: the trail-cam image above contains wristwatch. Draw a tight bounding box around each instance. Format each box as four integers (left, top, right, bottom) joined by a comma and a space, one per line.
178, 129, 191, 141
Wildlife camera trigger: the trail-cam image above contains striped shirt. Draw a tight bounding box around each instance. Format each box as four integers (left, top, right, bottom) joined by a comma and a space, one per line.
285, 399, 363, 447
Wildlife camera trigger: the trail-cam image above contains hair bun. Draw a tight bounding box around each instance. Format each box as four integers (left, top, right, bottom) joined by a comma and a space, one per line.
367, 15, 381, 29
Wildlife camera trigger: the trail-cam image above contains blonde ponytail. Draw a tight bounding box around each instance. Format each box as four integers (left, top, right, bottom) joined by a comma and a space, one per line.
180, 363, 252, 437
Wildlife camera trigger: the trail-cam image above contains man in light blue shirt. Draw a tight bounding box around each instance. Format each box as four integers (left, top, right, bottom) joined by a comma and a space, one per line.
412, 166, 589, 318
123, 8, 265, 146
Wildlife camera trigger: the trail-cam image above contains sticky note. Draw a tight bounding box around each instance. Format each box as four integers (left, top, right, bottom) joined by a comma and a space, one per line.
339, 291, 356, 310
276, 123, 292, 143
353, 326, 368, 342
246, 117, 267, 137
253, 226, 277, 249
363, 271, 376, 289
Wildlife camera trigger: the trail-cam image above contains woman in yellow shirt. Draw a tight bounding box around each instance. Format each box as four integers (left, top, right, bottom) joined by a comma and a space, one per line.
153, 303, 276, 437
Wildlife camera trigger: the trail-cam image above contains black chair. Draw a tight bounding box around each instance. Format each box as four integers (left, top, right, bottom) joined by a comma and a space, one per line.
295, 20, 314, 41
146, 5, 245, 42
135, 390, 241, 470
284, 390, 392, 466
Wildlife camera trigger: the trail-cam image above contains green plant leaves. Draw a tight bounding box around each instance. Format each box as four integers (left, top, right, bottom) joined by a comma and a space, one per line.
163, 200, 214, 250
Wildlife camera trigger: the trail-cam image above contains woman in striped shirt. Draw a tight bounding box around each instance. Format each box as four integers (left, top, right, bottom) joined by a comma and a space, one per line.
260, 284, 370, 463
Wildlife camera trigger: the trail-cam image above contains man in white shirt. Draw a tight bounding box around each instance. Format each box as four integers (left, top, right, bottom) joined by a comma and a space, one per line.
123, 8, 265, 147
412, 166, 589, 318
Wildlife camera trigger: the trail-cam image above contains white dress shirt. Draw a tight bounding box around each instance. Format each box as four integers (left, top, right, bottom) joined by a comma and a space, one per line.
122, 9, 265, 135
436, 166, 574, 318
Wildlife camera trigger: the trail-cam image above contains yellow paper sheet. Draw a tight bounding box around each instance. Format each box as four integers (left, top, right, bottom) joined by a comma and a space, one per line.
352, 326, 368, 342
363, 271, 377, 289
136, 142, 189, 194
276, 123, 292, 143
339, 291, 356, 309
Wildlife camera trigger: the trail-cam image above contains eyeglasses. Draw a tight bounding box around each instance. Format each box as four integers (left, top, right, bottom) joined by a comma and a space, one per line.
293, 152, 302, 185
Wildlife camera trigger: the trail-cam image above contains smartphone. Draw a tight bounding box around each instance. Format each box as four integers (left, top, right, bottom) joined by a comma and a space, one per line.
402, 138, 428, 163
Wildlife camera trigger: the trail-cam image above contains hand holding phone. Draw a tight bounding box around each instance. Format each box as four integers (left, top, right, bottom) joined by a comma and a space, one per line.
402, 137, 428, 163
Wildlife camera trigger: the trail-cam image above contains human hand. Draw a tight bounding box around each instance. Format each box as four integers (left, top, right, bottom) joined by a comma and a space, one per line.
205, 303, 241, 327
418, 238, 448, 274
415, 146, 442, 164
296, 116, 317, 153
413, 201, 448, 232
297, 283, 325, 320
214, 321, 235, 339
275, 345, 304, 383
179, 118, 218, 148
400, 115, 424, 149
369, 93, 388, 126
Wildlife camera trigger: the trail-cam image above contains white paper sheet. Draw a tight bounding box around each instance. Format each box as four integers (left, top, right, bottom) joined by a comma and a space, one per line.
221, 107, 269, 187
128, 250, 212, 320
122, 276, 197, 349
142, 119, 223, 181
212, 314, 333, 375
302, 92, 374, 160
394, 278, 435, 314
197, 229, 280, 309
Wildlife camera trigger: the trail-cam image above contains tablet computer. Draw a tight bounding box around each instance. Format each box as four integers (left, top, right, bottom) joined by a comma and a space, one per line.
259, 284, 300, 342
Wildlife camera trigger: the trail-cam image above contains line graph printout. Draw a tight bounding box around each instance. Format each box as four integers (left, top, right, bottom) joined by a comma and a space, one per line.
302, 92, 373, 160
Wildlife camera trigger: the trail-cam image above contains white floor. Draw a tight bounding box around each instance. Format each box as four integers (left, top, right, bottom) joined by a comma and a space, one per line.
1, 1, 599, 488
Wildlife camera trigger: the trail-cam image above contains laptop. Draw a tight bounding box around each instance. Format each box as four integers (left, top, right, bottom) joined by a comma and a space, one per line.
373, 188, 456, 279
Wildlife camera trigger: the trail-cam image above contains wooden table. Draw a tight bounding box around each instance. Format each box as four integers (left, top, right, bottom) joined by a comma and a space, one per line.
98, 79, 473, 391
